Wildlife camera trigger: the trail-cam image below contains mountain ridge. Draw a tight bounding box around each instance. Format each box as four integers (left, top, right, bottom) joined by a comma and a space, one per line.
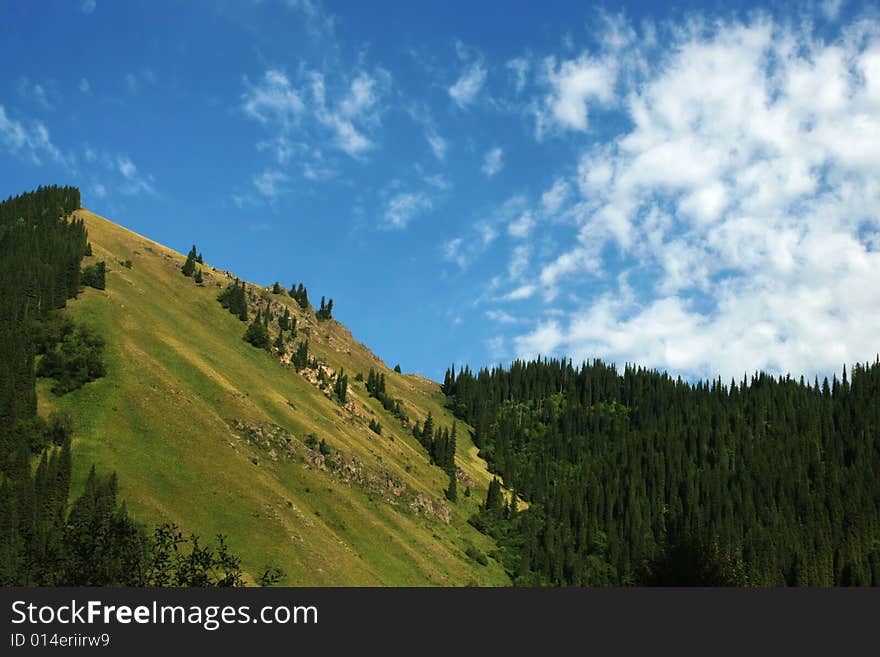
39, 207, 509, 586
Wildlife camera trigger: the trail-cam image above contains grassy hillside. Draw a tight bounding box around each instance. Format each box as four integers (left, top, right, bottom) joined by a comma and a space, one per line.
36, 209, 510, 586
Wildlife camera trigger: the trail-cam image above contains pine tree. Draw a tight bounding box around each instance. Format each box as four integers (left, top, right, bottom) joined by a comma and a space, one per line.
194, 268, 203, 284
243, 311, 270, 349
272, 281, 282, 294
445, 474, 457, 502
485, 478, 503, 514
181, 245, 197, 277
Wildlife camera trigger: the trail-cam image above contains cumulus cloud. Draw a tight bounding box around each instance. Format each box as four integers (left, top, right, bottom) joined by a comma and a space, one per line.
449, 60, 487, 108
510, 15, 880, 381
482, 146, 503, 177
384, 192, 432, 229
535, 54, 616, 135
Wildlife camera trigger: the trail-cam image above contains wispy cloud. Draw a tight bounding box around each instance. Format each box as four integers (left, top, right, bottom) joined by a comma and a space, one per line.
80, 0, 96, 15
241, 66, 389, 168
117, 155, 155, 195
481, 146, 504, 177
253, 169, 288, 199
0, 105, 65, 166
449, 60, 487, 108
384, 192, 432, 229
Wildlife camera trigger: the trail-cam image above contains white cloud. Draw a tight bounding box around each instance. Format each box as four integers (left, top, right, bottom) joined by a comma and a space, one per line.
0, 105, 65, 166
507, 211, 534, 238
243, 67, 388, 163
91, 183, 106, 198
541, 178, 571, 217
513, 320, 564, 358
821, 0, 845, 21
79, 78, 91, 94
117, 155, 155, 195
243, 69, 305, 128
284, 0, 335, 39
486, 309, 519, 324
443, 237, 466, 269
253, 169, 288, 199
427, 132, 447, 160
506, 57, 529, 94
482, 146, 504, 177
384, 192, 432, 229
536, 54, 616, 134
508, 245, 530, 279
80, 0, 96, 15
509, 15, 880, 381
504, 284, 537, 301
449, 61, 487, 108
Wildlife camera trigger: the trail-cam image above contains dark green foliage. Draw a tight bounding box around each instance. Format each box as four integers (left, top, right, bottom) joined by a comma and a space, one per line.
394, 364, 402, 373
84, 242, 92, 256
445, 357, 880, 586
319, 438, 331, 456
257, 565, 285, 586
334, 368, 349, 403
119, 258, 133, 269
368, 418, 382, 435
145, 523, 244, 587
291, 283, 309, 310
193, 268, 203, 284
81, 261, 106, 290
273, 330, 285, 354
196, 252, 204, 265
181, 244, 197, 277
217, 279, 248, 321
465, 544, 488, 566
36, 323, 106, 395
279, 306, 291, 331
243, 310, 270, 349
272, 281, 283, 294
355, 372, 364, 382
445, 474, 457, 502
291, 340, 309, 371
316, 296, 333, 321
366, 368, 407, 420
484, 478, 504, 514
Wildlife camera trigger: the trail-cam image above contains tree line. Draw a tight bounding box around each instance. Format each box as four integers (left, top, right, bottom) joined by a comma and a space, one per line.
443, 357, 880, 586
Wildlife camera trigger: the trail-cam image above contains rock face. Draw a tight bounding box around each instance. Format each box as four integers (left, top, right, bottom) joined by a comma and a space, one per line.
228, 420, 450, 523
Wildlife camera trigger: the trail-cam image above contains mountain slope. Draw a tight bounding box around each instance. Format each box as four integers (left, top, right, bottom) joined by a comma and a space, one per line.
37, 208, 509, 586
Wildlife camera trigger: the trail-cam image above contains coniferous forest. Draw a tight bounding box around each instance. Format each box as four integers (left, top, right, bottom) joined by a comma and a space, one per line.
442, 358, 880, 585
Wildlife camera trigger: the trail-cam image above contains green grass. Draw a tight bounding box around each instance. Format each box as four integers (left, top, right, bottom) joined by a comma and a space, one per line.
37, 209, 510, 586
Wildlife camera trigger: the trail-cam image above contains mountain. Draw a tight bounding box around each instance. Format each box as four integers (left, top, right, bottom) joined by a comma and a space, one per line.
36, 207, 509, 586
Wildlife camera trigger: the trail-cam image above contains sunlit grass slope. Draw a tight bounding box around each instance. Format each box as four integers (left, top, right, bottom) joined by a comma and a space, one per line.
36, 209, 509, 586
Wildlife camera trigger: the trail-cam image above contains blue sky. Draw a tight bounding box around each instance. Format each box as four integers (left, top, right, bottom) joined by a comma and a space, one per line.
2, 0, 879, 382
